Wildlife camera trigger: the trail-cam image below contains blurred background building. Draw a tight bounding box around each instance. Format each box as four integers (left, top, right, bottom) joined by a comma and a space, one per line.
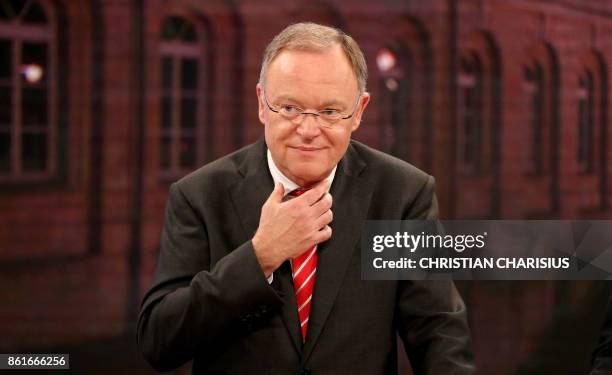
1, 0, 611, 373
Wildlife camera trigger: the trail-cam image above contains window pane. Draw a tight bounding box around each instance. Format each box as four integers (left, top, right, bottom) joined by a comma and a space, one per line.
161, 16, 197, 42
180, 97, 196, 128
0, 132, 10, 172
23, 1, 47, 24
464, 86, 473, 111
523, 66, 532, 82
577, 72, 594, 172
22, 132, 47, 171
530, 89, 543, 172
179, 136, 196, 168
525, 63, 544, 173
7, 0, 25, 18
182, 23, 197, 42
160, 135, 171, 169
0, 39, 11, 79
21, 42, 47, 85
0, 86, 11, 124
181, 58, 197, 90
161, 16, 179, 40
0, 4, 9, 20
161, 95, 172, 129
578, 98, 588, 167
22, 86, 47, 126
161, 56, 172, 90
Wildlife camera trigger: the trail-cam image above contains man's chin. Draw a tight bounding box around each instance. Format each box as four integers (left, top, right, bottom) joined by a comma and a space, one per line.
289, 168, 329, 186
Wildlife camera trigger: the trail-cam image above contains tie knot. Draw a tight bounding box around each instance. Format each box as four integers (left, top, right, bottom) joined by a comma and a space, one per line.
289, 188, 308, 197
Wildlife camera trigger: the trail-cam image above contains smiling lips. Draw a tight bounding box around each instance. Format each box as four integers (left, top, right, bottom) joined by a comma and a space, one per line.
290, 146, 324, 152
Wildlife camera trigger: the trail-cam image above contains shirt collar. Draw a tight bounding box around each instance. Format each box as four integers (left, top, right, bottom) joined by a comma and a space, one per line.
266, 149, 336, 197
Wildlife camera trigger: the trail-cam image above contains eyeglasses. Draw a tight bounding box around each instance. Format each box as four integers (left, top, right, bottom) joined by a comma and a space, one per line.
262, 89, 361, 128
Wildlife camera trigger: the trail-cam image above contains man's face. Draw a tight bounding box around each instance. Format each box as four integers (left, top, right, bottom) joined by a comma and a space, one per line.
256, 45, 370, 187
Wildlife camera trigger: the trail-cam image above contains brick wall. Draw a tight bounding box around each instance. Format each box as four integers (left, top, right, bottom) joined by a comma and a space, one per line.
1, 0, 611, 373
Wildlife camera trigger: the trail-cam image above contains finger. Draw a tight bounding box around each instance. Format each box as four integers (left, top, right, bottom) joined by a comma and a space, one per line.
310, 193, 333, 217
300, 179, 330, 206
268, 182, 284, 204
313, 209, 333, 229
313, 225, 332, 244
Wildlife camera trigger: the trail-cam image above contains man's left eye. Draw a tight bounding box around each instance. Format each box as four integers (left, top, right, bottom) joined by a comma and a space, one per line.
320, 109, 339, 116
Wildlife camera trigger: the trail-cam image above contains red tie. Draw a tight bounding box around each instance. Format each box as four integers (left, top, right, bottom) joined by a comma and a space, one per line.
288, 188, 318, 342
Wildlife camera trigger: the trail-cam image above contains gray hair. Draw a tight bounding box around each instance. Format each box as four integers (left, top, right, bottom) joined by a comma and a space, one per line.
258, 22, 368, 93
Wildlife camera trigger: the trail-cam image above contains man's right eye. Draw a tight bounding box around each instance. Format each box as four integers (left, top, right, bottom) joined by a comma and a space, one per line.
280, 105, 300, 114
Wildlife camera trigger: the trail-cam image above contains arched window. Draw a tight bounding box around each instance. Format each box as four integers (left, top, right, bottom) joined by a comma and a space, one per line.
376, 46, 410, 157
577, 70, 594, 173
576, 52, 605, 178
523, 62, 545, 174
0, 0, 56, 182
523, 61, 548, 174
374, 17, 432, 169
454, 32, 502, 218
575, 51, 607, 211
517, 43, 560, 217
159, 16, 203, 177
457, 52, 483, 174
521, 44, 558, 177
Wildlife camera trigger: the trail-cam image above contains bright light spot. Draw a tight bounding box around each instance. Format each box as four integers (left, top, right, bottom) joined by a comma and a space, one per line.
376, 48, 396, 73
21, 64, 44, 84
385, 78, 398, 91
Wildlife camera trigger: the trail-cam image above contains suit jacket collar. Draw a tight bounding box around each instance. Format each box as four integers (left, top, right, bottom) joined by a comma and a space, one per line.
230, 139, 373, 360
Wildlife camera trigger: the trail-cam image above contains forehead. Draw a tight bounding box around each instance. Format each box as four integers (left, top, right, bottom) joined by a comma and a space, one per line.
265, 45, 358, 104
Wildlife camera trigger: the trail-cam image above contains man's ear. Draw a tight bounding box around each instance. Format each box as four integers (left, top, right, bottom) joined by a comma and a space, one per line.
256, 84, 266, 125
351, 92, 370, 132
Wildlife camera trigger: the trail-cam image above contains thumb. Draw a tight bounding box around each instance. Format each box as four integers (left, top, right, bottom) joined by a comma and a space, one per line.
269, 182, 284, 203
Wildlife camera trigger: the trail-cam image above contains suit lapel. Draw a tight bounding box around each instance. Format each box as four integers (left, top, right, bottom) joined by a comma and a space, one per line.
228, 139, 303, 354
275, 260, 303, 353
302, 143, 371, 362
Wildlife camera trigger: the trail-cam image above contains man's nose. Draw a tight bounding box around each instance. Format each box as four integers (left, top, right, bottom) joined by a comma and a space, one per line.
295, 114, 322, 139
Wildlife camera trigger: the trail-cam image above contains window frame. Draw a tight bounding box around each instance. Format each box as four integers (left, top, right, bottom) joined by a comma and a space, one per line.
158, 15, 205, 180
523, 62, 546, 175
457, 52, 484, 175
577, 70, 595, 174
0, 0, 58, 183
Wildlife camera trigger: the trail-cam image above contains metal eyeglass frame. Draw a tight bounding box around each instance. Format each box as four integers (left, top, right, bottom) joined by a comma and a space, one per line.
262, 88, 361, 128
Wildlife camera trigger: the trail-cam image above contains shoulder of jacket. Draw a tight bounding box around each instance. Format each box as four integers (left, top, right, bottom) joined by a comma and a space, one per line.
349, 139, 431, 183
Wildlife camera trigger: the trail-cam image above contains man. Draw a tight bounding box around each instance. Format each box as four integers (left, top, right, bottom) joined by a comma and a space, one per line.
138, 22, 475, 374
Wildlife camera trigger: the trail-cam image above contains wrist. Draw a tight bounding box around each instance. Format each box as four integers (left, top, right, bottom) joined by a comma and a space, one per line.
252, 235, 280, 278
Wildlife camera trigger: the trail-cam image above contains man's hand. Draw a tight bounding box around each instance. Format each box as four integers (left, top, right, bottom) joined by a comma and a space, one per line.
252, 180, 333, 277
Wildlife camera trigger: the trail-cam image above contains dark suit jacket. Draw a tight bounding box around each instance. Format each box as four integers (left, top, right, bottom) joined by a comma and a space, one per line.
592, 295, 612, 374
138, 139, 476, 374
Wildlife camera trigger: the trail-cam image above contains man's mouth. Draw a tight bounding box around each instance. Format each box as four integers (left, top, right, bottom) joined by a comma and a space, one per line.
290, 146, 323, 152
